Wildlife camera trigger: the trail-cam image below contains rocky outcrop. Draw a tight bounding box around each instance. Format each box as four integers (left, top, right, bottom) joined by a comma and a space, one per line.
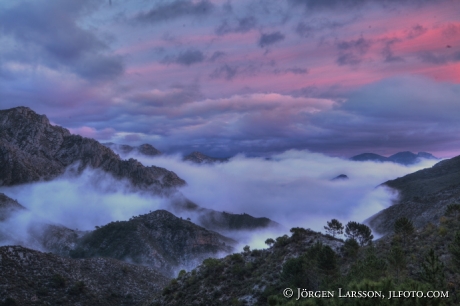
332, 174, 349, 181
0, 107, 185, 193
0, 193, 25, 221
0, 245, 168, 306
183, 151, 229, 164
70, 210, 236, 277
103, 143, 162, 157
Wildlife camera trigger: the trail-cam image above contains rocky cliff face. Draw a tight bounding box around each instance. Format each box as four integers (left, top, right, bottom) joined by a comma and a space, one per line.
0, 107, 185, 192
0, 245, 168, 306
70, 210, 236, 277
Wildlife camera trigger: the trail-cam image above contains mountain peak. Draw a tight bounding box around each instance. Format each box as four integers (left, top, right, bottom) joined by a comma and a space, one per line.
0, 106, 185, 192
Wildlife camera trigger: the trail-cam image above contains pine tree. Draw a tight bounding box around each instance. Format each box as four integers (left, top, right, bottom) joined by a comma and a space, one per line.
449, 231, 460, 270
264, 238, 275, 247
388, 243, 406, 282
420, 248, 445, 287
324, 219, 344, 238
345, 221, 374, 246
394, 217, 414, 248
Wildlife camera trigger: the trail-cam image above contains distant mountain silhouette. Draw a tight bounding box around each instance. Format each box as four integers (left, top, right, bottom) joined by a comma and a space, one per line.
351, 151, 437, 165
183, 151, 229, 164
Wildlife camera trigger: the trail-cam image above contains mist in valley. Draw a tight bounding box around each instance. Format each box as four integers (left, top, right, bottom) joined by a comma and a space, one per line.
0, 150, 439, 252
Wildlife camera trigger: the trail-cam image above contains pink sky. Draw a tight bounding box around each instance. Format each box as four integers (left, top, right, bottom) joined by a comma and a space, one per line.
1, 0, 460, 157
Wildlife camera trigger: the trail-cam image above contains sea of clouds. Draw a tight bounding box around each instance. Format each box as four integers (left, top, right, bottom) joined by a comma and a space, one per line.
0, 150, 438, 250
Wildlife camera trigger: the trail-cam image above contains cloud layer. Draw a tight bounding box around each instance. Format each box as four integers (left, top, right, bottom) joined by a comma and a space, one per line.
0, 151, 438, 250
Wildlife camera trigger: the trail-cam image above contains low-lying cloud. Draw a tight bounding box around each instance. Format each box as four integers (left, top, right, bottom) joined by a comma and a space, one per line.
0, 150, 439, 251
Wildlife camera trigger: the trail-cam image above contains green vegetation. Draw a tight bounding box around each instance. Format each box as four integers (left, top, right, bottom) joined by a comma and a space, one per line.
394, 217, 414, 247
154, 211, 460, 306
345, 221, 373, 246
324, 219, 344, 238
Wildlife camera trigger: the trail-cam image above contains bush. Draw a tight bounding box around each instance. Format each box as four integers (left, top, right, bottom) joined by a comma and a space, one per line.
68, 281, 85, 295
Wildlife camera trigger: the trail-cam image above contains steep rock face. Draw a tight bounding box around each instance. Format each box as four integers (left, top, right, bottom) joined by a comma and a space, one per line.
0, 245, 168, 306
70, 210, 236, 277
367, 155, 460, 235
0, 107, 185, 192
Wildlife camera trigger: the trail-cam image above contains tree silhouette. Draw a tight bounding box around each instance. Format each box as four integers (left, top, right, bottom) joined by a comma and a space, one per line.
345, 221, 373, 246
420, 248, 445, 287
324, 219, 344, 238
264, 238, 275, 247
394, 217, 414, 248
449, 231, 460, 270
388, 243, 406, 282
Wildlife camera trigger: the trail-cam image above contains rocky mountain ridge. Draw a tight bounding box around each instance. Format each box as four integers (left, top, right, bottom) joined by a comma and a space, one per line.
0, 107, 185, 193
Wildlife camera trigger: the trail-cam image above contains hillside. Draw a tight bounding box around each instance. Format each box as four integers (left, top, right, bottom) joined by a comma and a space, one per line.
367, 155, 460, 234
0, 107, 184, 193
150, 214, 460, 306
70, 210, 236, 277
0, 245, 168, 306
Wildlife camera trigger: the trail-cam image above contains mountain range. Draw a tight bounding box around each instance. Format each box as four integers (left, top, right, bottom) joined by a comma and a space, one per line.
350, 151, 438, 165
1, 106, 459, 305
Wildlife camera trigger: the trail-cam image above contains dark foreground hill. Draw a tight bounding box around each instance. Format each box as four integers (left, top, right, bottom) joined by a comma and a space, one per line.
0, 107, 184, 193
0, 245, 168, 306
0, 192, 236, 277
149, 215, 460, 306
351, 151, 437, 165
367, 155, 460, 235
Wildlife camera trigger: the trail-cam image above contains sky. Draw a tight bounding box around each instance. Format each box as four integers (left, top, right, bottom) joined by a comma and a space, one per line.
1, 0, 460, 158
